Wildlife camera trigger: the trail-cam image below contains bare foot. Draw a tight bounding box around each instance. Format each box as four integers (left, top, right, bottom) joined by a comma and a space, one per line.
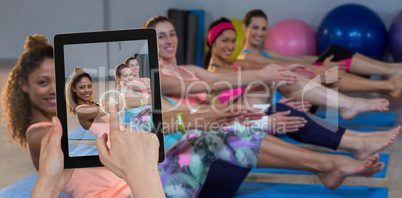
316, 154, 382, 190
388, 64, 402, 80
340, 98, 389, 120
383, 77, 402, 100
348, 126, 401, 160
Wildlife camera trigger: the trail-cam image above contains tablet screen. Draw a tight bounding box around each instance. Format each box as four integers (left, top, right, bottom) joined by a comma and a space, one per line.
54, 29, 164, 168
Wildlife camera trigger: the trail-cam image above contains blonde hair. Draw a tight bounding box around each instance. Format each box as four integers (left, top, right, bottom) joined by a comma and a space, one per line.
66, 67, 94, 116
1, 34, 53, 148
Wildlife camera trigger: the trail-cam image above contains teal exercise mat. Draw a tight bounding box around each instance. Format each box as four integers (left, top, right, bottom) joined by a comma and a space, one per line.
189, 10, 205, 66
0, 173, 67, 198
315, 110, 397, 127
235, 182, 388, 198
251, 152, 389, 178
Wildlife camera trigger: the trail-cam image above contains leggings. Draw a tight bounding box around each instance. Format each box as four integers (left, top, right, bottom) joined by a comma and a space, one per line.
159, 128, 266, 198
198, 103, 346, 197
313, 44, 356, 71
309, 44, 357, 113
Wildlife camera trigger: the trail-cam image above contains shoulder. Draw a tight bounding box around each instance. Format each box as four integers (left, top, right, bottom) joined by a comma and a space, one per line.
179, 65, 201, 72
26, 122, 53, 138
75, 104, 92, 111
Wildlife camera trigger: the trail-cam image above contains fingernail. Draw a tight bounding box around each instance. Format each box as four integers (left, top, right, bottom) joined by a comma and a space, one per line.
52, 117, 57, 127
151, 134, 157, 139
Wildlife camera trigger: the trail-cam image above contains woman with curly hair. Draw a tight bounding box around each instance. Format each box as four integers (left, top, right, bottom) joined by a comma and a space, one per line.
2, 35, 133, 197
65, 67, 95, 116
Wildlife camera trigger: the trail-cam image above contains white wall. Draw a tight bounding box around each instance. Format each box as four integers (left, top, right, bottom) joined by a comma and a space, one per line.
0, 0, 104, 60
1, 0, 401, 60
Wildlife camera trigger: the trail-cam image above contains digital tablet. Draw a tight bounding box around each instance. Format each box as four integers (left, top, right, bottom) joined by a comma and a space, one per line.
54, 28, 165, 168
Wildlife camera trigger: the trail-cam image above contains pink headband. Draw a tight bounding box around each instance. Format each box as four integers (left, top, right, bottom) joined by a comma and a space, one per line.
208, 22, 235, 46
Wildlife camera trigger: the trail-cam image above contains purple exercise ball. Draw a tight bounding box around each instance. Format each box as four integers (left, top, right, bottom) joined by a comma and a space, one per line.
390, 10, 402, 62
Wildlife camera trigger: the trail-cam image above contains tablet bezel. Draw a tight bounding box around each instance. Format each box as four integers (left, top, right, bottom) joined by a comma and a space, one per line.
54, 28, 165, 169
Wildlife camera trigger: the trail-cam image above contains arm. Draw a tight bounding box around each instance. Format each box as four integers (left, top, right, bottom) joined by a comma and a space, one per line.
76, 104, 107, 130
161, 65, 297, 95
161, 101, 265, 133
266, 49, 318, 64
31, 118, 74, 198
237, 50, 318, 70
126, 80, 151, 92
123, 92, 152, 108
237, 52, 282, 65
27, 126, 52, 171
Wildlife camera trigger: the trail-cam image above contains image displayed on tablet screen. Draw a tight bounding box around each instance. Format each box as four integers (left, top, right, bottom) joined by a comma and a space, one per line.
63, 40, 153, 157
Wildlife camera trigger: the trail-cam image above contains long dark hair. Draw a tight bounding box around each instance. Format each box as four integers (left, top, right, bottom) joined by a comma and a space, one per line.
243, 9, 268, 27
202, 17, 234, 69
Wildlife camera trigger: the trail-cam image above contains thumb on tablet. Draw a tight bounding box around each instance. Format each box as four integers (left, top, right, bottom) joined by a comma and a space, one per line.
96, 133, 111, 167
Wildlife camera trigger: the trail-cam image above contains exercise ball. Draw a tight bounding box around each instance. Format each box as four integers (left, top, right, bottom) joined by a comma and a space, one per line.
389, 10, 402, 62
317, 4, 387, 58
264, 19, 317, 56
229, 18, 244, 60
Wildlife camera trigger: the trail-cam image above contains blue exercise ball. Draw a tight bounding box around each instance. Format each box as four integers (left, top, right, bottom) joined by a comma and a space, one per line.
389, 10, 402, 62
317, 4, 387, 58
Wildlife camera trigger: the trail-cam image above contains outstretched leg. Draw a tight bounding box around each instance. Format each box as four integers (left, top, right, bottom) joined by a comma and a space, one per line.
277, 74, 389, 120
349, 53, 402, 79
333, 71, 402, 100
257, 135, 384, 190
338, 126, 401, 160
266, 103, 401, 160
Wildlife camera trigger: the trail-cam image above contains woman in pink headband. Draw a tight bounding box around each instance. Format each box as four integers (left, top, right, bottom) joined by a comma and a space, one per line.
204, 17, 389, 121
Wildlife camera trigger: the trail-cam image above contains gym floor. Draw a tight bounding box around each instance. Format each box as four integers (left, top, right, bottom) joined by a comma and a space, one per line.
0, 62, 401, 197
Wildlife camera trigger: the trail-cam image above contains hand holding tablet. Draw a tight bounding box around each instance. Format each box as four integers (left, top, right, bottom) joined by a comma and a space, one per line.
54, 28, 165, 168
33, 109, 164, 197
96, 104, 165, 197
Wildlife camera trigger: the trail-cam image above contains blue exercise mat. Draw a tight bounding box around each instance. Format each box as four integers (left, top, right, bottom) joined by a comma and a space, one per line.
251, 152, 389, 178
235, 182, 388, 198
68, 126, 96, 140
315, 110, 397, 127
69, 144, 98, 157
277, 127, 389, 145
0, 173, 67, 198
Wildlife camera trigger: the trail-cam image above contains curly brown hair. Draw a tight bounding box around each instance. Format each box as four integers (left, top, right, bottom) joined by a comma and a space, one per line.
66, 67, 94, 116
1, 34, 53, 148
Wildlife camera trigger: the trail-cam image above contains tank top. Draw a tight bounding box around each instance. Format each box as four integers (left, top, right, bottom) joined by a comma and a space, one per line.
241, 49, 271, 59
161, 66, 207, 105
215, 63, 248, 104
26, 122, 132, 198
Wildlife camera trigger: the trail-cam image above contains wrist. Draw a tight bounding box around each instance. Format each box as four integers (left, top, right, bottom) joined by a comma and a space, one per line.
125, 166, 162, 197
32, 176, 62, 198
256, 71, 266, 82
